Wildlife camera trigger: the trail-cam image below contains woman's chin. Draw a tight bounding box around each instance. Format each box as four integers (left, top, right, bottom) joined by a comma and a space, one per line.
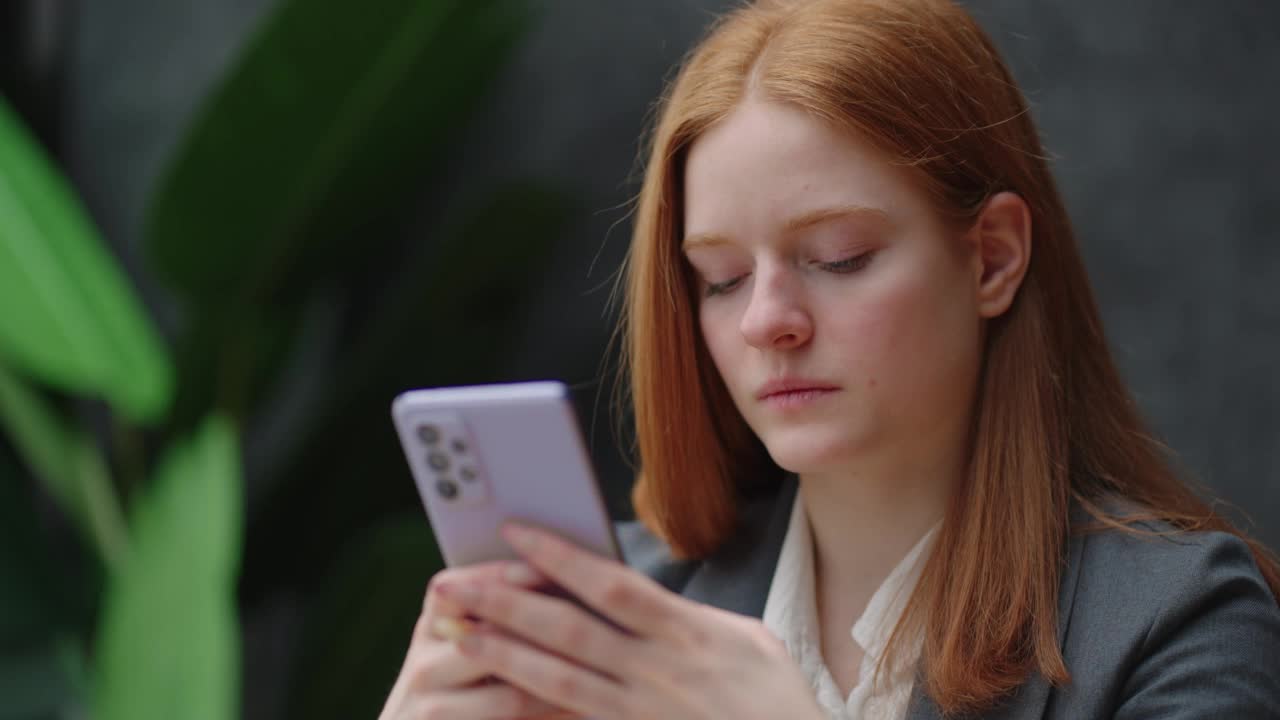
761, 430, 866, 476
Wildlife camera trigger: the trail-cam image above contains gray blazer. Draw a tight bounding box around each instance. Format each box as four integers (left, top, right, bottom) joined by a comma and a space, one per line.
617, 478, 1280, 718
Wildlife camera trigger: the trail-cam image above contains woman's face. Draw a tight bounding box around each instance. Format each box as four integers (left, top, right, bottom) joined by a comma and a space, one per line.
682, 99, 986, 478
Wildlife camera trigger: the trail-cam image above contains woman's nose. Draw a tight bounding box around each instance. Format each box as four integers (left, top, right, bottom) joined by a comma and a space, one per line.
739, 267, 813, 351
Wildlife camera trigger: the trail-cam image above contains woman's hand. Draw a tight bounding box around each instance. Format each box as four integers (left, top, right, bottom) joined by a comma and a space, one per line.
378, 561, 576, 720
433, 524, 825, 720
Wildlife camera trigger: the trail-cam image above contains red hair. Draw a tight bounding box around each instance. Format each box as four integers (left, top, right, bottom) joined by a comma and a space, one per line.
619, 0, 1280, 714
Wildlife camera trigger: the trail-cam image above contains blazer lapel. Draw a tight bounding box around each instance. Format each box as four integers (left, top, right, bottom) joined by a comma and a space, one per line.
905, 515, 1087, 720
682, 477, 798, 617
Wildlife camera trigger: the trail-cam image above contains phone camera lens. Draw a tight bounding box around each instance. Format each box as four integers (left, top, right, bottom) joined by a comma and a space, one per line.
451, 438, 468, 454
427, 451, 450, 472
436, 477, 459, 500
459, 466, 477, 483
417, 425, 441, 445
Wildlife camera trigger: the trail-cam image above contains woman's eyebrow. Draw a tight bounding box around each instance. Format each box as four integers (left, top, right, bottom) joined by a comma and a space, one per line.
682, 204, 889, 250
783, 204, 889, 234
682, 231, 732, 250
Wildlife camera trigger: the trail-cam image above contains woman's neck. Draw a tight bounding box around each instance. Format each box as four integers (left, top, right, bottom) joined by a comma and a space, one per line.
799, 447, 960, 630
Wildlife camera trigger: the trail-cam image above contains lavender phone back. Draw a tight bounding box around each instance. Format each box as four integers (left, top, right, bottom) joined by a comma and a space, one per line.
391, 381, 619, 567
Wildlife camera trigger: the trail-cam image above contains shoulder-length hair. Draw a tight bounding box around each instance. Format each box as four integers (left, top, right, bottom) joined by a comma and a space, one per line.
619, 0, 1280, 714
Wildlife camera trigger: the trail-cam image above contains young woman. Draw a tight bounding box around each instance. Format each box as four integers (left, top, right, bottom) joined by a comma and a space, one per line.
380, 1, 1280, 718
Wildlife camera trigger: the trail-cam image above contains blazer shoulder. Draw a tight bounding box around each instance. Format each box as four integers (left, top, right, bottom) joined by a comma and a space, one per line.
1068, 496, 1275, 610
1074, 510, 1277, 609
615, 519, 700, 593
1057, 511, 1280, 718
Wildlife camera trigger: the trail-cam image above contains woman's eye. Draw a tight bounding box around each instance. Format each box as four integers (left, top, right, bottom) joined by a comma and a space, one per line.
819, 252, 874, 274
704, 275, 745, 297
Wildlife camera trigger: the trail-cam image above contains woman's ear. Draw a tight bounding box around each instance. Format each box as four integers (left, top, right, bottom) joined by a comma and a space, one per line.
967, 191, 1032, 318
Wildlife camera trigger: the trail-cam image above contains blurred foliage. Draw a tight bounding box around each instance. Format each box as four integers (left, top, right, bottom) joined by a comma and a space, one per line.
242, 182, 568, 601
0, 448, 94, 720
0, 358, 128, 571
92, 416, 242, 720
0, 0, 567, 718
0, 99, 173, 424
148, 0, 536, 428
285, 515, 443, 720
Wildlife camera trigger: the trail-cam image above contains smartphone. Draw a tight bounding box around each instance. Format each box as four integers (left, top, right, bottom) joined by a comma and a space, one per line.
391, 381, 620, 568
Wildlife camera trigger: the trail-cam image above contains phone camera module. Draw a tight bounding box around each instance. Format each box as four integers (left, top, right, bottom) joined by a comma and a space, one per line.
436, 477, 459, 500
450, 438, 468, 454
417, 424, 441, 445
427, 451, 450, 472
459, 466, 478, 483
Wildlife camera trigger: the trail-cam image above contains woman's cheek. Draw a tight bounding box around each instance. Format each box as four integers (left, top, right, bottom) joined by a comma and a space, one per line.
844, 271, 972, 414
699, 303, 754, 406
839, 278, 924, 372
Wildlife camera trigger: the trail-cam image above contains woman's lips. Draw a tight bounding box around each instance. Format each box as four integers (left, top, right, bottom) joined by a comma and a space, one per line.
760, 388, 839, 409
756, 381, 841, 409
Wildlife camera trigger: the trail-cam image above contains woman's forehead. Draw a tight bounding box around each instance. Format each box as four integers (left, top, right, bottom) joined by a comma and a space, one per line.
682, 100, 929, 238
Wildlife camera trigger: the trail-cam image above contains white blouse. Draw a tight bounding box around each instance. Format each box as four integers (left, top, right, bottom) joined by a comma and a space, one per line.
762, 498, 939, 720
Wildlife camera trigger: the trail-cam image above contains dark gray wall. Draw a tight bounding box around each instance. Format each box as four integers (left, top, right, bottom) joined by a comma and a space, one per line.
44, 1, 1280, 716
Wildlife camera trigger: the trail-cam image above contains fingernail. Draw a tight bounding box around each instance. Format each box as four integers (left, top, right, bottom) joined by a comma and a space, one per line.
503, 562, 539, 585
430, 617, 470, 641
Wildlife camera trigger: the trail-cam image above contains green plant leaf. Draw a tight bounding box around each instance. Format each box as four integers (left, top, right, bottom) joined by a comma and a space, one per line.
285, 515, 442, 720
0, 97, 174, 424
240, 182, 570, 600
92, 414, 243, 720
145, 0, 532, 306
166, 301, 305, 429
0, 359, 128, 570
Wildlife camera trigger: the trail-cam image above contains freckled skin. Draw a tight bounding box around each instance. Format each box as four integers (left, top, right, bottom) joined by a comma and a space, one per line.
682, 99, 983, 477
